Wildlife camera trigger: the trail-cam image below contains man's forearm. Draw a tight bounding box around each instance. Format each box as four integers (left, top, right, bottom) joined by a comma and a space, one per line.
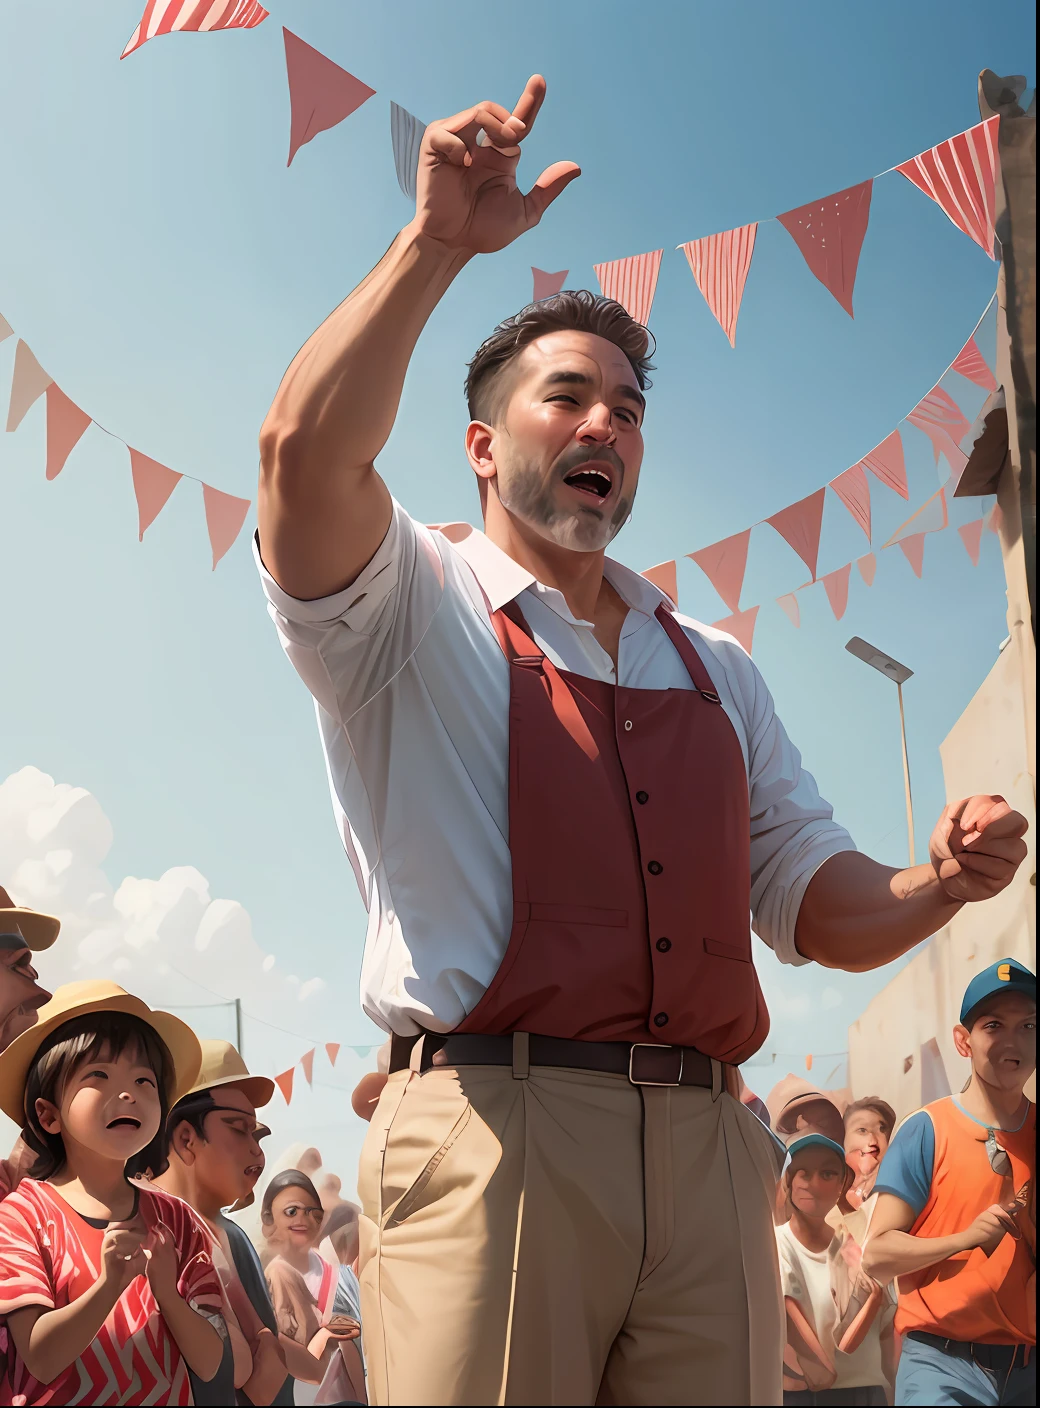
861, 1227, 970, 1284
795, 851, 962, 971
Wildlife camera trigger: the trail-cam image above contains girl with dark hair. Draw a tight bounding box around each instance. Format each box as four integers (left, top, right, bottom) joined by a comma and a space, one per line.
262, 1171, 365, 1405
0, 981, 226, 1405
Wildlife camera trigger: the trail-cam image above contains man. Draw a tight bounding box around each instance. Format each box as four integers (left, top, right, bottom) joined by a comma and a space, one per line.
863, 959, 1035, 1406
0, 885, 57, 1198
156, 1040, 292, 1406
255, 74, 1030, 1406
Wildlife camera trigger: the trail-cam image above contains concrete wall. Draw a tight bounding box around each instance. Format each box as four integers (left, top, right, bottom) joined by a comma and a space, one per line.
847, 629, 1036, 1120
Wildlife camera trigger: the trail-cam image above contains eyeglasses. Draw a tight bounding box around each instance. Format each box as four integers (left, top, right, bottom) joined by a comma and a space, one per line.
280, 1204, 325, 1220
170, 1100, 268, 1138
983, 1129, 1012, 1178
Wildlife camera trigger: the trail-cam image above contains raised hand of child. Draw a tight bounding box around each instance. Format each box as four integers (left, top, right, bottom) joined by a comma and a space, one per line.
100, 1221, 148, 1294
143, 1220, 181, 1302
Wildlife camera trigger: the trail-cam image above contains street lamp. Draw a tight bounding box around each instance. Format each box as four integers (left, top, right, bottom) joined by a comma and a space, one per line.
845, 637, 916, 866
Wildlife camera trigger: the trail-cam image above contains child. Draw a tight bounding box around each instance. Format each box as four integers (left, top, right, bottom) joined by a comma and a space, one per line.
777, 1133, 896, 1406
0, 980, 226, 1405
843, 1098, 896, 1214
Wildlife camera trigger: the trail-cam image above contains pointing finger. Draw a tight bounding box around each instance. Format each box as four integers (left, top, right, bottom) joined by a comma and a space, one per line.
523, 160, 582, 227
511, 75, 548, 132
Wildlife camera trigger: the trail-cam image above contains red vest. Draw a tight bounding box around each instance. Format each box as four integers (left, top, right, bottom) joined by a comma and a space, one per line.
456, 599, 769, 1064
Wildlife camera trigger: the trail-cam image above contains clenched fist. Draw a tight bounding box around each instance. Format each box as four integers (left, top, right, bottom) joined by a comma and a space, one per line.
929, 795, 1029, 904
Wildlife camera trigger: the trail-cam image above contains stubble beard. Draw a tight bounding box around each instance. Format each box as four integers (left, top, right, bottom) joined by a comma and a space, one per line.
496, 450, 633, 553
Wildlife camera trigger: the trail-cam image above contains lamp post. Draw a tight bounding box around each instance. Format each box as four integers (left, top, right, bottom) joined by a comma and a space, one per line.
845, 637, 916, 866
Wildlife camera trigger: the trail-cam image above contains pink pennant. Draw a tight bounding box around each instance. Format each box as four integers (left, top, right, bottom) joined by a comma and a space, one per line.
688, 528, 751, 614
828, 463, 871, 542
821, 562, 852, 620
6, 340, 53, 432
776, 592, 801, 627
906, 386, 971, 483
777, 180, 873, 317
45, 385, 91, 480
300, 1048, 315, 1087
899, 534, 926, 578
897, 116, 1000, 258
711, 605, 760, 656
958, 520, 984, 566
883, 487, 948, 547
122, 0, 269, 59
0, 312, 12, 343
203, 483, 251, 568
641, 560, 677, 605
766, 488, 827, 580
274, 1067, 294, 1104
856, 429, 908, 500
532, 268, 568, 302
284, 28, 376, 167
679, 223, 757, 347
857, 553, 877, 586
987, 502, 1003, 534
325, 1042, 341, 1067
593, 250, 664, 326
951, 336, 998, 392
130, 449, 183, 539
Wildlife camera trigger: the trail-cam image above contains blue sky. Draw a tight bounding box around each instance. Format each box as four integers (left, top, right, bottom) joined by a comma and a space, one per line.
0, 0, 1035, 1132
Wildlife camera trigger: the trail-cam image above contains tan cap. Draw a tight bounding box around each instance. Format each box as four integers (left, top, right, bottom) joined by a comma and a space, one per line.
0, 980, 202, 1123
182, 1039, 274, 1110
0, 886, 60, 953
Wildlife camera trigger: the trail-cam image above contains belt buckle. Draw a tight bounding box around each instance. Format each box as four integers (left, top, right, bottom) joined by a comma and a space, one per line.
628, 1043, 684, 1086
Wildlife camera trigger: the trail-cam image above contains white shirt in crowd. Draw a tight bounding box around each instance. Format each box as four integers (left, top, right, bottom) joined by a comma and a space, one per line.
257, 501, 856, 1036
776, 1221, 896, 1391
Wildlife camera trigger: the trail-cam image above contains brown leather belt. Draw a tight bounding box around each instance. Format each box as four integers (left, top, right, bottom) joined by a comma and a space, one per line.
389, 1032, 714, 1088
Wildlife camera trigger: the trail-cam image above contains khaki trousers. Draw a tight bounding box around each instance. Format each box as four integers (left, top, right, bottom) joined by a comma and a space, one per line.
357, 1042, 784, 1406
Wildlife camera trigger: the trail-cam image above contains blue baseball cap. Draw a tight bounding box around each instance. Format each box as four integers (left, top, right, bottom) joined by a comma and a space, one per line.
786, 1133, 848, 1164
960, 958, 1036, 1027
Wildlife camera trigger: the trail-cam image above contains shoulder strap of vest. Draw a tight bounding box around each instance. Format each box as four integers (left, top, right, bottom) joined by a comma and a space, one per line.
654, 605, 722, 702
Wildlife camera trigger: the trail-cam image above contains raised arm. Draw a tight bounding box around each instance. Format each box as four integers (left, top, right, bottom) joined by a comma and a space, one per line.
257, 74, 579, 601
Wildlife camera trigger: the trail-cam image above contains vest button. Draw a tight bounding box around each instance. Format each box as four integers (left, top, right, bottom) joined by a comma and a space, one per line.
656, 937, 672, 952
647, 860, 663, 875
624, 720, 633, 731
636, 790, 649, 804
653, 1011, 669, 1027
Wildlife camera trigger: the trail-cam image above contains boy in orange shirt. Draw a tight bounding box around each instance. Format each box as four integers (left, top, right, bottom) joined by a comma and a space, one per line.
863, 958, 1035, 1406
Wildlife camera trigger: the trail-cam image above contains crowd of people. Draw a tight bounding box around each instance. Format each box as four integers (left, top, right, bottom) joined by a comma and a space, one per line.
0, 885, 1033, 1406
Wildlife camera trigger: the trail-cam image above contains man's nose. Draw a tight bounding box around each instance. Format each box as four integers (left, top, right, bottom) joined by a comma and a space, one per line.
578, 402, 616, 443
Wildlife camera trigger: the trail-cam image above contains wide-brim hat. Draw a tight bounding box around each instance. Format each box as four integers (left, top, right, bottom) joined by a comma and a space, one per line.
181, 1039, 275, 1110
0, 886, 60, 952
775, 1088, 845, 1143
0, 980, 203, 1123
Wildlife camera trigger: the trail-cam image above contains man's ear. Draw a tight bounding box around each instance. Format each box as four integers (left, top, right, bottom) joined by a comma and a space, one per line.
952, 1022, 972, 1060
170, 1120, 198, 1166
34, 1097, 61, 1137
465, 421, 498, 482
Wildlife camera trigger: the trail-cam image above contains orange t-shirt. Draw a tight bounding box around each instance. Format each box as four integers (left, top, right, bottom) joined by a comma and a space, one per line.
887, 1097, 1034, 1345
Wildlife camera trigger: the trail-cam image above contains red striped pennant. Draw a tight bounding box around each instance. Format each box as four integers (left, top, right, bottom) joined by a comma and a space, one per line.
828, 463, 872, 542
593, 250, 664, 326
122, 0, 269, 59
679, 223, 757, 347
906, 387, 971, 484
951, 336, 998, 391
896, 116, 1000, 258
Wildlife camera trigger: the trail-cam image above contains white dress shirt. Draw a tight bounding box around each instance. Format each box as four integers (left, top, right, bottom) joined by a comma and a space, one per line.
257, 502, 856, 1036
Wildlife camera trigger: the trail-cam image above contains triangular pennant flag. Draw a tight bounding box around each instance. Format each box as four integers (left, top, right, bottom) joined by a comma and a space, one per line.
777, 180, 873, 317
6, 340, 53, 432
958, 519, 984, 566
679, 223, 757, 347
274, 1067, 295, 1104
857, 429, 908, 499
641, 560, 677, 605
805, 1054, 813, 1072
898, 533, 926, 578
130, 449, 183, 539
122, 0, 269, 59
906, 387, 971, 484
532, 268, 568, 302
0, 312, 12, 343
284, 28, 376, 167
883, 487, 948, 547
821, 562, 852, 620
45, 385, 91, 481
766, 488, 827, 579
350, 1044, 376, 1057
300, 1048, 315, 1087
688, 528, 751, 614
711, 605, 760, 656
593, 250, 664, 326
987, 502, 1003, 534
896, 116, 1000, 258
202, 483, 251, 568
776, 592, 801, 627
828, 464, 871, 542
390, 102, 426, 200
325, 1042, 341, 1067
951, 336, 998, 392
857, 553, 877, 586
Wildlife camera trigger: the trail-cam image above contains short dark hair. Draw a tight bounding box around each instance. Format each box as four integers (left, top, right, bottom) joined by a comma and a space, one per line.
261, 1168, 323, 1224
464, 289, 655, 426
23, 1011, 174, 1181
164, 1087, 218, 1154
844, 1096, 896, 1137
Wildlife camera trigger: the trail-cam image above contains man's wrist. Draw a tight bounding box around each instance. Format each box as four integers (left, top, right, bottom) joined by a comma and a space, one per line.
399, 220, 475, 276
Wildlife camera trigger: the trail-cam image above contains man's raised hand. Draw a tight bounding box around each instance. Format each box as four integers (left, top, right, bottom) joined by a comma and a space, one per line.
411, 75, 580, 254
928, 794, 1029, 904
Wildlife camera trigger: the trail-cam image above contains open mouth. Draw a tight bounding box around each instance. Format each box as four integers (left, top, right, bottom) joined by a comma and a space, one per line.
562, 465, 614, 500
244, 1164, 263, 1178
106, 1116, 142, 1130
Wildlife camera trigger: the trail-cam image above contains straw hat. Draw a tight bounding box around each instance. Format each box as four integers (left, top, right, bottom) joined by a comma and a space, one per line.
0, 885, 60, 952
182, 1039, 274, 1110
0, 980, 203, 1123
